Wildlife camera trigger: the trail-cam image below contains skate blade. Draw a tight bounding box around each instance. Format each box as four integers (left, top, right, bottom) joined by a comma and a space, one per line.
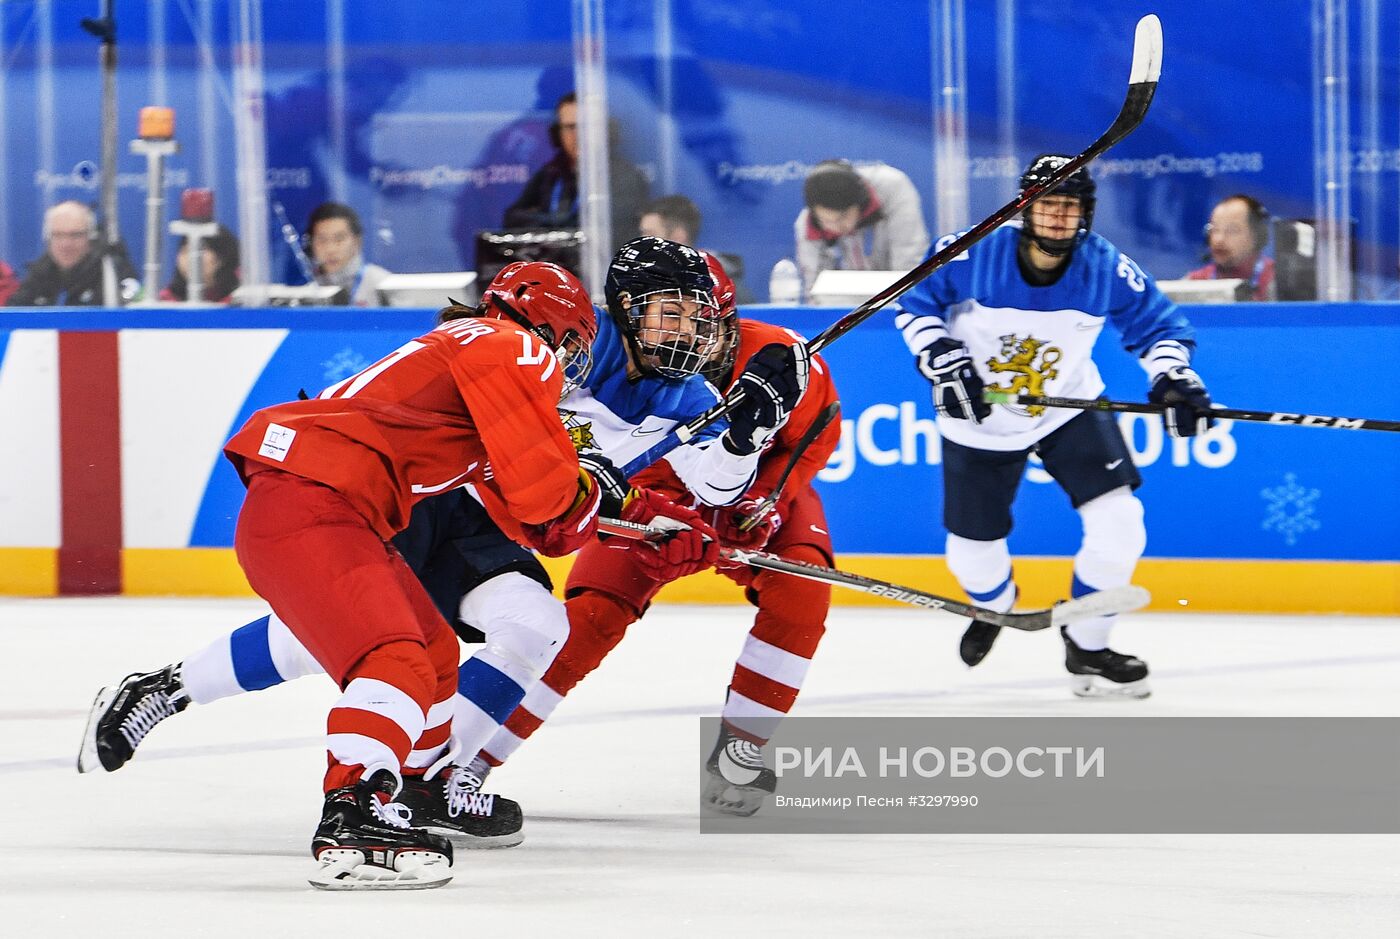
702, 775, 768, 818
308, 849, 452, 891
426, 825, 524, 850
76, 685, 118, 774
1070, 674, 1152, 699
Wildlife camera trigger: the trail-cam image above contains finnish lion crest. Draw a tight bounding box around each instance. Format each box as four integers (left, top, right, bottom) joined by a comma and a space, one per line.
986, 334, 1062, 416
558, 410, 598, 451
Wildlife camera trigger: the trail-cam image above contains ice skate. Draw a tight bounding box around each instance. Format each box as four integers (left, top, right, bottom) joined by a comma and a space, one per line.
959, 619, 1002, 667
77, 664, 190, 773
703, 726, 777, 818
1062, 627, 1151, 698
396, 764, 524, 848
309, 770, 453, 891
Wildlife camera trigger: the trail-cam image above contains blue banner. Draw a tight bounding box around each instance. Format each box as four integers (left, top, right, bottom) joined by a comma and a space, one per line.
3, 302, 1395, 562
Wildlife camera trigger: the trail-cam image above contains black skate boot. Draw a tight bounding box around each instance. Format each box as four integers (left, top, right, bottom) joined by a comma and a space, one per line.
309, 769, 453, 891
959, 588, 1015, 667
702, 726, 777, 818
959, 620, 1002, 667
396, 764, 524, 848
1061, 627, 1151, 699
78, 664, 190, 773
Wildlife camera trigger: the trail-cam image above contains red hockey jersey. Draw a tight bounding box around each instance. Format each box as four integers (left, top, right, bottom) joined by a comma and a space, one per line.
225, 318, 581, 541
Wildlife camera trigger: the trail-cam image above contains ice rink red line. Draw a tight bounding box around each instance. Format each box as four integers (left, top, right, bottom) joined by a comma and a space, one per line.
58, 331, 123, 595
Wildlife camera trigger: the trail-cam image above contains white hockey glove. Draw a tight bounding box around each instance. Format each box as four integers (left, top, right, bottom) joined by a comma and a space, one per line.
916, 338, 992, 422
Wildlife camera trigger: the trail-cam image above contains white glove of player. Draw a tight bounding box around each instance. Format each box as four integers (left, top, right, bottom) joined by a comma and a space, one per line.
915, 338, 992, 422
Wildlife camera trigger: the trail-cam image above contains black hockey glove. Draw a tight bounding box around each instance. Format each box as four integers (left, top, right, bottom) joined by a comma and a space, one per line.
723, 343, 811, 456
578, 451, 632, 517
916, 338, 992, 422
1149, 366, 1215, 438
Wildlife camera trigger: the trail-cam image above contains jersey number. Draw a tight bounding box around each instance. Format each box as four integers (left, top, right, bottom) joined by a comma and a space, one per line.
1116, 254, 1147, 293
319, 340, 426, 400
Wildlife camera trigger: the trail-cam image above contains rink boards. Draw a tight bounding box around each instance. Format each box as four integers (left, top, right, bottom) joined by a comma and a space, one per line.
0, 303, 1395, 613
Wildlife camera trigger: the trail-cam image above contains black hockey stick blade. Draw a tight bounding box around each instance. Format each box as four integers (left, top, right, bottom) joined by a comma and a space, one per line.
737, 400, 842, 532
621, 14, 1162, 477
983, 391, 1400, 433
595, 518, 1151, 631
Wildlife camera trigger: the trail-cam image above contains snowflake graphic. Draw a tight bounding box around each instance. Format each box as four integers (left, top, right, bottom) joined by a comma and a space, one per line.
322, 347, 369, 382
1260, 472, 1321, 546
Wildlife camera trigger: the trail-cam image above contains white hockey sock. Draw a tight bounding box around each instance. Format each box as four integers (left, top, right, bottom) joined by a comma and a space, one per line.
1068, 488, 1146, 652
451, 649, 531, 766
1064, 616, 1114, 651
450, 573, 568, 767
181, 611, 324, 705
945, 534, 1016, 612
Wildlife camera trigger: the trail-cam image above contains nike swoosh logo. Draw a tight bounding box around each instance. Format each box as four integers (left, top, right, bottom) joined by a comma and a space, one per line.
411, 464, 478, 494
1076, 322, 1101, 330
1106, 459, 1124, 470
631, 426, 665, 437
810, 525, 827, 534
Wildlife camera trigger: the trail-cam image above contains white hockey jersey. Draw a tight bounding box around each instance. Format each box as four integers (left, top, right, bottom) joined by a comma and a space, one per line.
896, 224, 1196, 452
558, 310, 758, 506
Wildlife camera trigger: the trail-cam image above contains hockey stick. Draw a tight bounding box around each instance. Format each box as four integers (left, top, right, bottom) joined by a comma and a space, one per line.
982, 391, 1400, 434
596, 518, 1151, 631
737, 400, 843, 532
620, 14, 1163, 478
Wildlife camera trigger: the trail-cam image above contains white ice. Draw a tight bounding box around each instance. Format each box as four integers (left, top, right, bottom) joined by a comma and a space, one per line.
2, 597, 1398, 938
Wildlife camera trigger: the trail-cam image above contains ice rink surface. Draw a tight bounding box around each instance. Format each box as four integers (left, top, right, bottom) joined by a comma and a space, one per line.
2, 596, 1398, 938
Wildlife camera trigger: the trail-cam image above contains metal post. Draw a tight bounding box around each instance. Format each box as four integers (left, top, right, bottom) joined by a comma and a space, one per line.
0, 10, 9, 260
1311, 0, 1351, 301
931, 0, 970, 234
996, 0, 1017, 176
572, 0, 612, 297
196, 0, 218, 190
170, 218, 219, 303
1358, 0, 1380, 295
131, 136, 178, 301
233, 0, 270, 300
653, 0, 677, 195
81, 1, 121, 306
327, 0, 348, 203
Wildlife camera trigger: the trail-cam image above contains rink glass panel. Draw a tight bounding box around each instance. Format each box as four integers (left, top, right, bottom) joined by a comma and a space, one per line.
0, 1, 1397, 296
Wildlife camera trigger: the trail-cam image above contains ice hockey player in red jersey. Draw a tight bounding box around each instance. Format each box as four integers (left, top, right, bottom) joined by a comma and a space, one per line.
476, 254, 842, 817
218, 262, 626, 889
76, 247, 745, 855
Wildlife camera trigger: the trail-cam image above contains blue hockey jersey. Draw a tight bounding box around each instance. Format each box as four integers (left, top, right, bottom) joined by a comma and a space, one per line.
557, 310, 757, 506
896, 224, 1196, 451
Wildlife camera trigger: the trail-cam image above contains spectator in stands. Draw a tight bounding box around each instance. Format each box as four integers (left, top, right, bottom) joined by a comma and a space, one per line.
6, 201, 139, 307
159, 224, 241, 303
305, 202, 390, 307
1186, 194, 1275, 301
639, 193, 702, 245
639, 194, 755, 303
0, 259, 17, 305
503, 92, 650, 251
794, 159, 929, 300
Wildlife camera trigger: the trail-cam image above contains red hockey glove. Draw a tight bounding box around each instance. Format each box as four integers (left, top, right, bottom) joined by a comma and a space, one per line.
522, 470, 602, 557
708, 497, 781, 552
618, 487, 720, 580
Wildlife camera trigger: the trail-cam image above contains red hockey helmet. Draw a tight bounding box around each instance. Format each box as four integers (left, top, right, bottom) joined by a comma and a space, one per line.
482, 261, 597, 397
699, 251, 740, 387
